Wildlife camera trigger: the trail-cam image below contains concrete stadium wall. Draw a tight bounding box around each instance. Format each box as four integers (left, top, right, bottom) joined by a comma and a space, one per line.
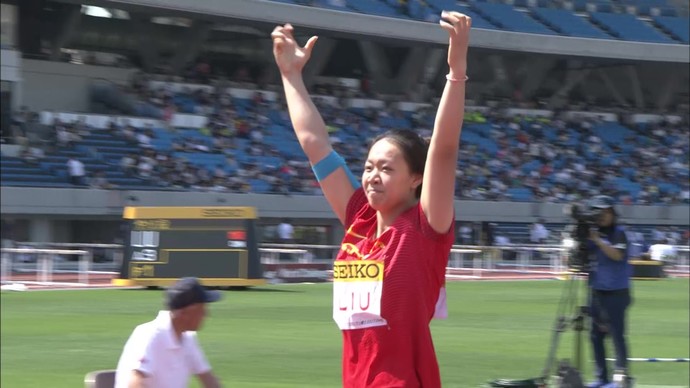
1, 187, 688, 242
1, 49, 22, 110
21, 59, 136, 112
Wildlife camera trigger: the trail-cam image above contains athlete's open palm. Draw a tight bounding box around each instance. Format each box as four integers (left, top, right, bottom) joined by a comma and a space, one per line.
271, 24, 318, 76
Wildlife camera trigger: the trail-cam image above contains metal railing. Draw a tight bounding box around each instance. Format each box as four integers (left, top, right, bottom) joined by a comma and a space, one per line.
1, 248, 91, 286
2, 242, 687, 287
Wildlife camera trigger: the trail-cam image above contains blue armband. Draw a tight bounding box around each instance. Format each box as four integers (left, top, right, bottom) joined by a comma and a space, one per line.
311, 150, 361, 189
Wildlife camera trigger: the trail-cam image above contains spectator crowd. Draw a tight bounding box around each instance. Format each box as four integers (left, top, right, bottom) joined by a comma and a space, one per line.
6, 73, 690, 206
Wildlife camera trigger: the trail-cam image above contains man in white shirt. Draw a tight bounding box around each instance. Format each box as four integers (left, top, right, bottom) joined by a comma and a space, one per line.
115, 277, 222, 388
529, 219, 549, 244
277, 218, 294, 243
647, 239, 677, 264
277, 218, 295, 261
66, 157, 86, 186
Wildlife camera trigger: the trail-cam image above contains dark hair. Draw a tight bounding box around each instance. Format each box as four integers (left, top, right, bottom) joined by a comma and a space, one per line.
369, 129, 429, 198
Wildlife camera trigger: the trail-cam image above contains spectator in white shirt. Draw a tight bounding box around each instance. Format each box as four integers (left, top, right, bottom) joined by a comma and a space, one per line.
458, 223, 474, 245
137, 159, 154, 179
277, 218, 295, 261
494, 235, 510, 246
529, 219, 549, 244
66, 157, 86, 186
137, 132, 152, 148
277, 218, 295, 243
647, 239, 677, 264
121, 154, 137, 176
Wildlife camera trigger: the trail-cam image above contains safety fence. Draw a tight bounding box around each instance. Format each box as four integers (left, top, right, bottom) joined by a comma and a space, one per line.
1, 242, 688, 288
1, 248, 91, 287
1, 243, 123, 288
255, 243, 690, 282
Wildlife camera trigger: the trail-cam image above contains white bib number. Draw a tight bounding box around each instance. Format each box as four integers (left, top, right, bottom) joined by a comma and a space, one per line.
333, 260, 387, 330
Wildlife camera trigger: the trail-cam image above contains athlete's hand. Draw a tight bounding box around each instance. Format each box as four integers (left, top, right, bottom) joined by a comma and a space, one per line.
439, 11, 471, 79
271, 23, 318, 76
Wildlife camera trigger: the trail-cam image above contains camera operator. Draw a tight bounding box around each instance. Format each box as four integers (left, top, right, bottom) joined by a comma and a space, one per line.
586, 196, 632, 388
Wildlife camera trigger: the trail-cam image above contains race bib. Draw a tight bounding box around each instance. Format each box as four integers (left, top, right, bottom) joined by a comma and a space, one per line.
333, 260, 387, 330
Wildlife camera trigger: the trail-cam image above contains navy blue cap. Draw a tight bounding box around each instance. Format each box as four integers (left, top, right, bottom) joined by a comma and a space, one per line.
165, 277, 221, 310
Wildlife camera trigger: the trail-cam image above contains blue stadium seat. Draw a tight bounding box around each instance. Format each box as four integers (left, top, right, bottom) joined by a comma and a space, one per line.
470, 2, 558, 34
347, 0, 408, 18
659, 7, 678, 17
424, 0, 457, 10
249, 179, 272, 193
314, 0, 350, 11
531, 8, 612, 39
652, 16, 689, 43
172, 152, 227, 171
593, 122, 634, 144
573, 0, 587, 12
589, 12, 676, 43
506, 187, 534, 201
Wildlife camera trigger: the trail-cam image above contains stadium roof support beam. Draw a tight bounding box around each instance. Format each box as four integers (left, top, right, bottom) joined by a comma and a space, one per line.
303, 36, 336, 88
168, 20, 214, 74
358, 41, 392, 92
596, 69, 628, 108
655, 68, 679, 110
548, 62, 592, 108
416, 47, 445, 101
395, 46, 430, 97
626, 66, 645, 109
518, 58, 557, 101
485, 55, 511, 97
49, 4, 82, 61
131, 15, 162, 72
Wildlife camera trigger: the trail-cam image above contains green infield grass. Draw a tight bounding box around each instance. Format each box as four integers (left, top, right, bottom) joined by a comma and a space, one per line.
1, 279, 688, 387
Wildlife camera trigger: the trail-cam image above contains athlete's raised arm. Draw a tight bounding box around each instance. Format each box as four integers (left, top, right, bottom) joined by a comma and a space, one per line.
272, 24, 358, 224
421, 12, 471, 234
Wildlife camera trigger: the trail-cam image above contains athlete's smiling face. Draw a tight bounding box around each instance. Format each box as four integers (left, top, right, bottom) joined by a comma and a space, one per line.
363, 139, 421, 213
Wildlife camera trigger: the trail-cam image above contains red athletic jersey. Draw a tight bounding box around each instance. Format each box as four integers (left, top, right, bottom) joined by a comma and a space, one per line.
336, 188, 454, 388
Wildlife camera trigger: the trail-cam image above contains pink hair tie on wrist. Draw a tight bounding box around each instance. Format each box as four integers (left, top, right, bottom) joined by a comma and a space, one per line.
446, 74, 469, 82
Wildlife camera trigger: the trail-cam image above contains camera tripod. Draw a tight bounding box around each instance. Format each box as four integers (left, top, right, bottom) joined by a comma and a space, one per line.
487, 268, 634, 388
539, 270, 590, 387
486, 271, 590, 388
539, 270, 635, 388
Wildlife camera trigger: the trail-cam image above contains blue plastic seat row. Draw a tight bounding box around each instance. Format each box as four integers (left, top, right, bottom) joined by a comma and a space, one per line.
590, 11, 677, 43
532, 7, 611, 39
471, 2, 558, 35
652, 16, 690, 43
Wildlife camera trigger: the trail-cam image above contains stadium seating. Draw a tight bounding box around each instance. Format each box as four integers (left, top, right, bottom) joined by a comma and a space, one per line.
347, 0, 409, 19
0, 156, 71, 188
652, 16, 690, 43
588, 12, 678, 42
531, 8, 612, 39
415, 1, 500, 29
1, 130, 162, 190
263, 0, 689, 44
469, 2, 558, 34
5, 76, 687, 206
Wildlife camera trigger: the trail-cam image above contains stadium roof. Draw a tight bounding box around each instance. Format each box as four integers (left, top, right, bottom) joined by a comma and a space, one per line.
55, 0, 690, 63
